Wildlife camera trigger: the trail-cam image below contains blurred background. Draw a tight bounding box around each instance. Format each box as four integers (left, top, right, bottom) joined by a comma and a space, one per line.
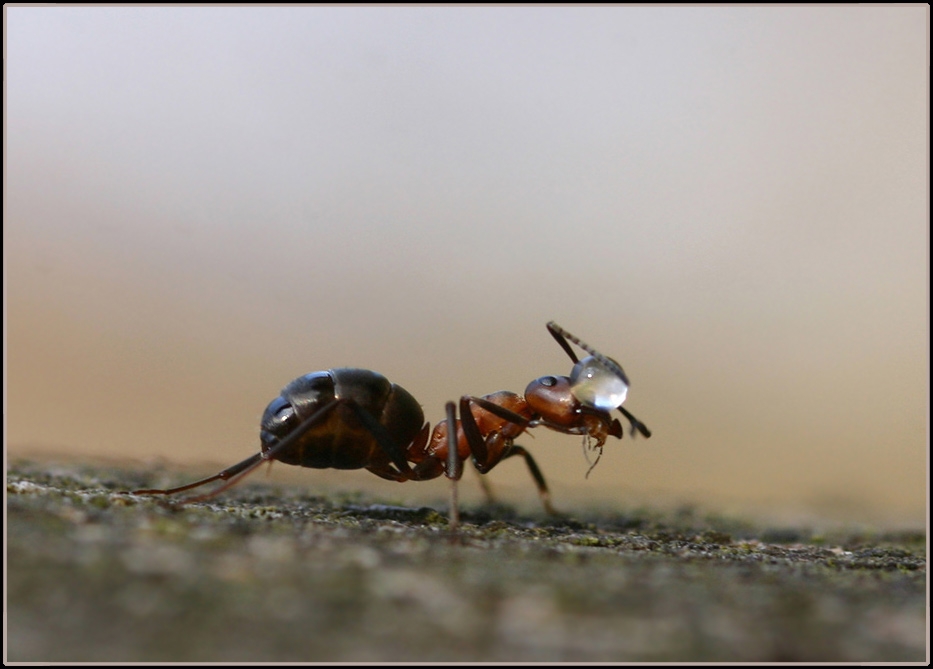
6, 6, 927, 527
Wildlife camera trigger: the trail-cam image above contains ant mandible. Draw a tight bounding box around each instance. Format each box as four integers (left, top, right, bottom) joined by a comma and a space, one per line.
131, 321, 651, 529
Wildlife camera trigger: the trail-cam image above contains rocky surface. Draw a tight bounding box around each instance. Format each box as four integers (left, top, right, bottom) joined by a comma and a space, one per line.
6, 460, 926, 662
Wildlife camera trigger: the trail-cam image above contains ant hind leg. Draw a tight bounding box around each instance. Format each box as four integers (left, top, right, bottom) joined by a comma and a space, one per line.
132, 452, 265, 499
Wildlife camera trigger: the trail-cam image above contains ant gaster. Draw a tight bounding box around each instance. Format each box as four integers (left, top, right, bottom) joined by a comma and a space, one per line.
132, 322, 651, 529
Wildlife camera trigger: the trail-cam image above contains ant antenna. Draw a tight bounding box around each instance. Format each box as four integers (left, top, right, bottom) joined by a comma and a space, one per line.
547, 321, 630, 387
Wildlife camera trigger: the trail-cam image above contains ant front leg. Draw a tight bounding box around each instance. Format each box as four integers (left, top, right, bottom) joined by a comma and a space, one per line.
458, 395, 557, 515
497, 445, 557, 515
458, 395, 529, 471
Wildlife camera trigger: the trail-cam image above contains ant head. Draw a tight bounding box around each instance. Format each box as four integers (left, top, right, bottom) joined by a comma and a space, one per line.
546, 321, 652, 439
524, 374, 577, 422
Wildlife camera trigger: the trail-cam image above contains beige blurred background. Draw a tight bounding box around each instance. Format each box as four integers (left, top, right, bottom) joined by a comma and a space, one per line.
6, 6, 928, 527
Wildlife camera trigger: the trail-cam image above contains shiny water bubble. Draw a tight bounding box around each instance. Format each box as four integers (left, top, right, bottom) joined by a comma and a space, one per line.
570, 356, 628, 410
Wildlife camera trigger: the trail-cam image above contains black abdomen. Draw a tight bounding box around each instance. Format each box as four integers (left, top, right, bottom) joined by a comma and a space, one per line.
259, 368, 424, 470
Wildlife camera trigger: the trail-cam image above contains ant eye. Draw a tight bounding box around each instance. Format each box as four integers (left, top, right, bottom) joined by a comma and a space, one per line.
539, 376, 558, 387
570, 356, 628, 410
275, 405, 295, 421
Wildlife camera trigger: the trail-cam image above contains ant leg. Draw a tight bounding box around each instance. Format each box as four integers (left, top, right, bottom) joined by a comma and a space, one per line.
133, 453, 264, 496
265, 397, 418, 477
367, 424, 438, 481
458, 395, 531, 469
474, 467, 497, 505
457, 395, 557, 514
459, 395, 488, 464
186, 399, 420, 503
618, 406, 651, 438
369, 424, 441, 482
467, 395, 532, 426
132, 398, 345, 502
501, 445, 557, 515
366, 463, 410, 482
185, 400, 366, 503
181, 456, 273, 503
446, 401, 460, 531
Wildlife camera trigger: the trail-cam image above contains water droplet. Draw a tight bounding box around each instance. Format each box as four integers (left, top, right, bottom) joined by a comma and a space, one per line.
570, 356, 628, 410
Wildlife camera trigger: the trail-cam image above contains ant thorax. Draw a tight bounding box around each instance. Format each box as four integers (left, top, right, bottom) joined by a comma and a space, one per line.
569, 356, 629, 411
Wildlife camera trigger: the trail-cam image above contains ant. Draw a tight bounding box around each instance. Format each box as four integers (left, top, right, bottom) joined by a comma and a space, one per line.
131, 321, 651, 529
